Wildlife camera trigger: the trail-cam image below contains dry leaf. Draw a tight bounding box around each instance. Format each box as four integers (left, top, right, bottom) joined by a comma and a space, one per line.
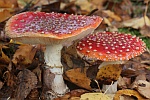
118, 76, 131, 89
121, 16, 150, 29
140, 25, 150, 37
102, 10, 122, 21
132, 80, 150, 98
65, 68, 92, 90
114, 89, 145, 100
75, 0, 97, 13
96, 64, 122, 84
12, 44, 37, 65
17, 0, 39, 9
0, 0, 18, 8
80, 93, 111, 100
0, 81, 4, 89
0, 9, 13, 22
89, 0, 106, 10
54, 89, 88, 100
15, 69, 37, 99
0, 48, 10, 64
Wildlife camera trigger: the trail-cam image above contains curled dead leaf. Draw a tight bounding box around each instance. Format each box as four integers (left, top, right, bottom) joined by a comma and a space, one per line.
0, 0, 18, 8
65, 68, 92, 90
114, 89, 145, 100
140, 25, 150, 37
12, 44, 37, 65
15, 69, 37, 99
0, 48, 10, 64
102, 10, 122, 21
132, 80, 150, 99
121, 16, 150, 29
0, 9, 13, 22
96, 64, 122, 84
54, 89, 88, 100
0, 81, 4, 89
17, 0, 39, 9
75, 0, 97, 13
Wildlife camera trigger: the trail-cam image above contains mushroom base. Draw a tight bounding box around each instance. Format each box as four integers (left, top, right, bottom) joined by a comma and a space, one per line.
49, 67, 69, 94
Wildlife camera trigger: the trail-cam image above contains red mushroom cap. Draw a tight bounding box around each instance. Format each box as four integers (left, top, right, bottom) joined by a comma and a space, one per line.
5, 12, 102, 44
76, 31, 146, 61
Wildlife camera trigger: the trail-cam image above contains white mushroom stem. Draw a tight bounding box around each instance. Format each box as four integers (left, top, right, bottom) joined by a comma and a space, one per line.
44, 44, 68, 95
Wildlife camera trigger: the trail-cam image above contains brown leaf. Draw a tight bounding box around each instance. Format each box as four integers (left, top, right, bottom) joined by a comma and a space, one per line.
140, 25, 150, 37
75, 0, 97, 13
0, 0, 18, 8
121, 16, 150, 29
96, 64, 122, 84
65, 68, 92, 90
17, 0, 39, 9
0, 48, 10, 64
132, 80, 150, 99
89, 0, 106, 10
0, 9, 13, 22
54, 89, 88, 100
0, 81, 4, 89
118, 76, 131, 89
114, 89, 145, 100
3, 70, 16, 87
26, 88, 39, 100
15, 69, 37, 99
12, 44, 37, 65
102, 10, 122, 21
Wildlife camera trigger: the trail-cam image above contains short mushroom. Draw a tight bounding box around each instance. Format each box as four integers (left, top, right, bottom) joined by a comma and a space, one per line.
76, 31, 146, 93
5, 12, 102, 95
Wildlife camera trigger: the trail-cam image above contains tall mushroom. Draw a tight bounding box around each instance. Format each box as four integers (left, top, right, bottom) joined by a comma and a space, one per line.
5, 12, 102, 95
76, 31, 146, 93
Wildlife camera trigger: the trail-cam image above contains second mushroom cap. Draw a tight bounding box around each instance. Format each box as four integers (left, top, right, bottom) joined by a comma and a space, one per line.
76, 31, 146, 61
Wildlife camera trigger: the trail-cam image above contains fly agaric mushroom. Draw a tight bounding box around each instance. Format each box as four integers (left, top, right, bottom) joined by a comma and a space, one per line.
76, 31, 146, 93
5, 12, 102, 95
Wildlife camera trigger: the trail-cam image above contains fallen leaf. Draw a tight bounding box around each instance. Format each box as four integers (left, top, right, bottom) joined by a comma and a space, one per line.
132, 80, 150, 99
0, 48, 10, 64
121, 16, 150, 29
65, 68, 92, 90
0, 81, 4, 89
17, 0, 39, 9
75, 0, 97, 13
12, 44, 37, 65
118, 76, 131, 89
0, 9, 13, 22
102, 10, 122, 21
113, 89, 145, 100
0, 0, 18, 8
15, 69, 37, 99
54, 89, 88, 100
26, 88, 39, 100
96, 64, 122, 84
80, 93, 111, 100
3, 70, 16, 87
140, 25, 150, 37
89, 0, 106, 10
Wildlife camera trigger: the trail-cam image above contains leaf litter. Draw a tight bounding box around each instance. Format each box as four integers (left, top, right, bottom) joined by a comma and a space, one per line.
0, 0, 150, 100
